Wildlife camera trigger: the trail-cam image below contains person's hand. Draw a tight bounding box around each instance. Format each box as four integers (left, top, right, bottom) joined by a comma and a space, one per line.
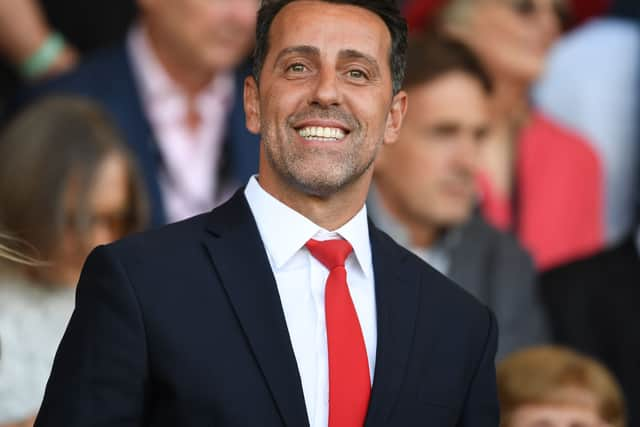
0, 0, 78, 79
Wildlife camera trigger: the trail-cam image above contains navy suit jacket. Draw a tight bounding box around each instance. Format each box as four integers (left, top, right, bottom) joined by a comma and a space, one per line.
16, 44, 260, 226
35, 191, 499, 427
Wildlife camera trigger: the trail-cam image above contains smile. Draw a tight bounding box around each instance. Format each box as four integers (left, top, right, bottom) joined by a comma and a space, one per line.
297, 126, 346, 141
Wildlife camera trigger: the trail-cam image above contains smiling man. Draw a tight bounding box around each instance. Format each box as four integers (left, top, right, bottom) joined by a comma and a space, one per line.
34, 1, 499, 426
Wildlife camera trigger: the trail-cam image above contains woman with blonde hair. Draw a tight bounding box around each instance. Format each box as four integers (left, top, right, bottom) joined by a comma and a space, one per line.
0, 96, 148, 427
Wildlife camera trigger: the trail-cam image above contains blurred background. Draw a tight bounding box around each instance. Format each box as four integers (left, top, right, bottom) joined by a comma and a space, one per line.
0, 0, 637, 426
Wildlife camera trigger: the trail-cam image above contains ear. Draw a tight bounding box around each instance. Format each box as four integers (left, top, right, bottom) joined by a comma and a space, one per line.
383, 90, 408, 145
244, 75, 261, 135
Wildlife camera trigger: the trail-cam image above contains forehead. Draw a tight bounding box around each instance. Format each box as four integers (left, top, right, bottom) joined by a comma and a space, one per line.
406, 72, 489, 121
268, 1, 391, 60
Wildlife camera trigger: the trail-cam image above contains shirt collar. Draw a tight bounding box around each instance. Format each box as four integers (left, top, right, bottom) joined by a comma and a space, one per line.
244, 176, 372, 277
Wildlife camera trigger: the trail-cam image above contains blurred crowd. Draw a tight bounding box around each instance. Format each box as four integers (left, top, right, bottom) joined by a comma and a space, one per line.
0, 0, 638, 426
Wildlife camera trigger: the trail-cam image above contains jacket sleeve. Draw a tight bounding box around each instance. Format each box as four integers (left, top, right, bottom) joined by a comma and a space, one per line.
34, 245, 148, 427
457, 307, 500, 427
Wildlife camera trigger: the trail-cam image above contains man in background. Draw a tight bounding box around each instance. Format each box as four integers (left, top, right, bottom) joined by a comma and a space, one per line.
17, 0, 260, 226
371, 34, 547, 360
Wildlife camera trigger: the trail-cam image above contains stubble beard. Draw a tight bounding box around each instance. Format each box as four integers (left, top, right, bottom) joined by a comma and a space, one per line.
261, 122, 378, 199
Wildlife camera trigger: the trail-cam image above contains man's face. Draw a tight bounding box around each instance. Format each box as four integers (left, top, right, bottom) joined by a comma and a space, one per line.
375, 71, 490, 228
139, 0, 258, 73
244, 0, 406, 198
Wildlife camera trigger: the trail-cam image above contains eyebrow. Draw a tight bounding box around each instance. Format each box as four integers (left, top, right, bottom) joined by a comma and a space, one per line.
272, 45, 319, 69
272, 46, 381, 76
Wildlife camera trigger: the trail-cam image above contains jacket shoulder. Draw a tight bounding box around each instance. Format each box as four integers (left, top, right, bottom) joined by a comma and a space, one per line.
371, 225, 493, 320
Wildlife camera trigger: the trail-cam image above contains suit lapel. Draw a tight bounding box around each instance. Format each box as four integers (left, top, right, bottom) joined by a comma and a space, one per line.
202, 192, 309, 427
365, 225, 421, 427
103, 46, 167, 226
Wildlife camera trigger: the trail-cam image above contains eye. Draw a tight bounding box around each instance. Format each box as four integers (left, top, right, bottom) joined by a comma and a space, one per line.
347, 69, 367, 80
288, 63, 307, 73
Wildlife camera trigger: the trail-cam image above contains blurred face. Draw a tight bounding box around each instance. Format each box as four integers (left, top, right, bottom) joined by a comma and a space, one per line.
53, 153, 132, 286
245, 1, 406, 198
453, 0, 563, 85
375, 71, 490, 230
139, 0, 258, 74
509, 403, 611, 427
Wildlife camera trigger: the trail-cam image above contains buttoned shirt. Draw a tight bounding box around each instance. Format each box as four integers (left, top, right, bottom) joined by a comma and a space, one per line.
128, 24, 235, 223
244, 176, 377, 427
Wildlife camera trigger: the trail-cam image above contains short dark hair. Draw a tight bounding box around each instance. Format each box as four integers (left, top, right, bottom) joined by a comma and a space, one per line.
403, 32, 493, 95
253, 0, 408, 95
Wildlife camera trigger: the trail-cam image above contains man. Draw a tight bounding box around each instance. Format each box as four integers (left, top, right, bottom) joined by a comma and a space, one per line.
370, 34, 548, 360
16, 0, 260, 226
35, 1, 499, 426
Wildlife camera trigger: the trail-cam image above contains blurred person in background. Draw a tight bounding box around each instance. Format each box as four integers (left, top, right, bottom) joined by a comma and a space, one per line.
404, 0, 605, 271
0, 0, 136, 115
541, 218, 640, 427
498, 346, 626, 427
14, 0, 260, 226
0, 96, 148, 427
535, 0, 640, 248
370, 33, 547, 360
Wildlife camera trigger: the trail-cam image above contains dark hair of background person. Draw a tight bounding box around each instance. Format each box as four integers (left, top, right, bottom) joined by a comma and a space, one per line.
609, 0, 640, 20
252, 0, 408, 95
403, 32, 493, 95
0, 95, 148, 263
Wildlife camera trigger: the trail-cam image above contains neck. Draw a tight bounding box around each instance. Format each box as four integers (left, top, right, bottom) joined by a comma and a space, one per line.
490, 77, 531, 127
143, 23, 216, 98
257, 171, 372, 232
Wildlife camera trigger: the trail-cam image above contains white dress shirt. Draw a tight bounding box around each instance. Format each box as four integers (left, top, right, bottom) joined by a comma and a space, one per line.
128, 24, 235, 223
244, 176, 377, 427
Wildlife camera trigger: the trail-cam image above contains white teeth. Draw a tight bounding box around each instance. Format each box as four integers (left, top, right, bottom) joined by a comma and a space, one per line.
298, 126, 346, 141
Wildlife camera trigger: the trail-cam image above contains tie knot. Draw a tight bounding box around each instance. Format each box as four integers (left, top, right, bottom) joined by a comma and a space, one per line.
306, 238, 353, 271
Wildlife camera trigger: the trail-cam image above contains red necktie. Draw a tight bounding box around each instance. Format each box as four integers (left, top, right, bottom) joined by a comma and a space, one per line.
306, 239, 371, 427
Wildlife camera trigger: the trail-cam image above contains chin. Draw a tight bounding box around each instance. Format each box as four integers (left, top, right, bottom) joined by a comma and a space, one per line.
434, 209, 472, 228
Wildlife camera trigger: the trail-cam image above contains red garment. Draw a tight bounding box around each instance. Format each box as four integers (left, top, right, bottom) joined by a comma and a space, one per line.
403, 0, 447, 32
478, 112, 604, 271
568, 0, 611, 27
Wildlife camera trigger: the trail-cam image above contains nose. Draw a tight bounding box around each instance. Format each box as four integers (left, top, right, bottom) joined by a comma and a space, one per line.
453, 137, 479, 175
310, 67, 341, 107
